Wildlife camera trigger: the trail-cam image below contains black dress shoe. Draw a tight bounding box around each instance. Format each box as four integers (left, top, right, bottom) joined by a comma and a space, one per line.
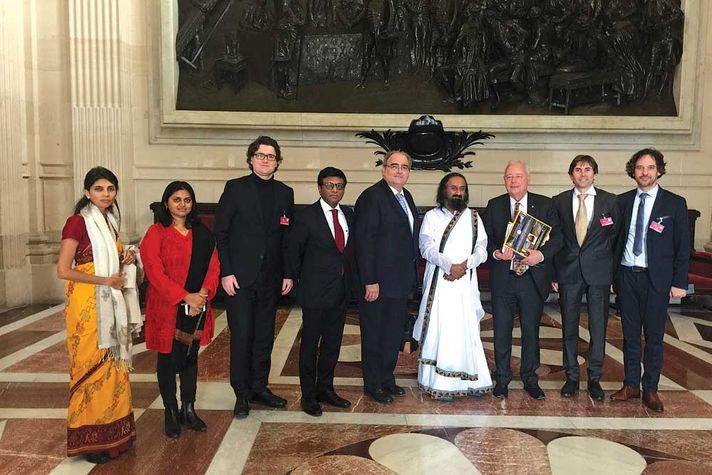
233, 395, 249, 419
180, 401, 207, 431
251, 389, 287, 408
301, 398, 322, 417
317, 388, 351, 408
85, 452, 110, 464
164, 407, 181, 438
382, 383, 406, 397
524, 383, 546, 400
364, 389, 394, 403
560, 379, 579, 398
587, 380, 605, 401
492, 382, 508, 399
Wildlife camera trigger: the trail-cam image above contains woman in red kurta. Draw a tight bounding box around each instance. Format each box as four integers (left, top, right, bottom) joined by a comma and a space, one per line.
140, 181, 220, 438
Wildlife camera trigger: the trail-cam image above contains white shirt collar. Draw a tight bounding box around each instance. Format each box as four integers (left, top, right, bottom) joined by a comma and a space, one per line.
319, 198, 341, 213
387, 184, 404, 196
637, 184, 659, 198
509, 193, 528, 206
575, 186, 596, 196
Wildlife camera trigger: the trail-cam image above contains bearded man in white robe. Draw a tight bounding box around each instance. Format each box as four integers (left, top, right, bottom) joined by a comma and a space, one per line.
413, 172, 492, 400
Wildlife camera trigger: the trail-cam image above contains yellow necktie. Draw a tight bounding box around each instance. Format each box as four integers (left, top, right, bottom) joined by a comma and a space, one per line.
575, 193, 588, 246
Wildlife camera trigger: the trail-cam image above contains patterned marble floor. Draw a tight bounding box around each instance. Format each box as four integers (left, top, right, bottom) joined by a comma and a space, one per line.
2, 300, 712, 474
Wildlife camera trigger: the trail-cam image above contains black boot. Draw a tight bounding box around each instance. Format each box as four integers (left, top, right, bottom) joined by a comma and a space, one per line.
180, 401, 207, 432
164, 406, 181, 438
85, 452, 110, 464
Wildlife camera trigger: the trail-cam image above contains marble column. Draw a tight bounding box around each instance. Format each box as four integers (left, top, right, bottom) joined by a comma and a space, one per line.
68, 0, 136, 238
0, 2, 32, 306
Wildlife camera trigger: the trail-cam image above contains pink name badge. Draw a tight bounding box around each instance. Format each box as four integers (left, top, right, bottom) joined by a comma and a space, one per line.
649, 221, 664, 233
599, 216, 614, 227
280, 215, 290, 226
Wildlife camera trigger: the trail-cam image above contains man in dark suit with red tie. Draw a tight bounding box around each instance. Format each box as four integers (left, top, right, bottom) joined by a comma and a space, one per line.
552, 155, 620, 401
288, 167, 355, 416
611, 148, 690, 412
483, 161, 562, 400
355, 151, 419, 403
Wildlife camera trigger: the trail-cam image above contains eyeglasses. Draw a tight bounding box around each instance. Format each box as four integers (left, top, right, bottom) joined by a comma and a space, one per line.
320, 182, 346, 191
384, 163, 410, 172
253, 152, 277, 162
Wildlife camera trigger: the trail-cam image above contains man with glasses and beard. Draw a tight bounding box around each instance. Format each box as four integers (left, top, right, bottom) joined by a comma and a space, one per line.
412, 173, 492, 401
214, 136, 294, 418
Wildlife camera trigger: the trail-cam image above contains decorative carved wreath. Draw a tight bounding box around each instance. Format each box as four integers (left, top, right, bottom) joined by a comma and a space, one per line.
356, 115, 495, 172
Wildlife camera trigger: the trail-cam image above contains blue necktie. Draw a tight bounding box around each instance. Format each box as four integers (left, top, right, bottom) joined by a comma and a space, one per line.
633, 192, 648, 256
396, 192, 409, 218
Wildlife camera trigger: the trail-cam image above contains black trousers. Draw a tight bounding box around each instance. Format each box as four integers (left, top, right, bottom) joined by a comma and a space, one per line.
559, 281, 610, 382
359, 296, 408, 393
492, 272, 544, 386
299, 297, 348, 399
615, 266, 669, 392
225, 271, 280, 397
156, 346, 198, 409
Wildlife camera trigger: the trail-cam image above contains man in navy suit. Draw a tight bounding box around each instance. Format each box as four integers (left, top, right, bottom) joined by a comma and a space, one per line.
611, 148, 690, 412
483, 161, 562, 400
553, 155, 620, 401
288, 167, 355, 416
355, 151, 419, 403
214, 136, 294, 418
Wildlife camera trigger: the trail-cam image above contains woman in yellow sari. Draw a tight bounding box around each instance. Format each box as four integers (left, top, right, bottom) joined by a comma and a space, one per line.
57, 167, 142, 464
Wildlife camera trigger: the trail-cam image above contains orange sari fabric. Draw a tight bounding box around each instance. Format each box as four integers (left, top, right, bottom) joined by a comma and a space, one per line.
65, 258, 136, 457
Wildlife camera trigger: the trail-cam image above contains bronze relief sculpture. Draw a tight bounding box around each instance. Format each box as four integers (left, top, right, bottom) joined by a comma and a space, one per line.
175, 0, 684, 116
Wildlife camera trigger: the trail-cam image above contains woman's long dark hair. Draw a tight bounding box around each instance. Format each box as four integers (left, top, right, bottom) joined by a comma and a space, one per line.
158, 181, 200, 228
73, 167, 120, 216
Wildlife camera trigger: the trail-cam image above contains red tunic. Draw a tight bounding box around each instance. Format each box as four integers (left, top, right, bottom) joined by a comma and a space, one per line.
140, 223, 220, 353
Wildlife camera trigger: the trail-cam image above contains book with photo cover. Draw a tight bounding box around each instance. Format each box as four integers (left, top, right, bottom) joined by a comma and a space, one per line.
503, 210, 552, 258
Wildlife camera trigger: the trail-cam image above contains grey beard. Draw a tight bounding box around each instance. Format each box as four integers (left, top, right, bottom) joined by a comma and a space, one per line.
447, 197, 466, 212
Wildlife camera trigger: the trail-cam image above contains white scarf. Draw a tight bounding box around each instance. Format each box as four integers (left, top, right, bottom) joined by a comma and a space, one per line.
80, 203, 142, 368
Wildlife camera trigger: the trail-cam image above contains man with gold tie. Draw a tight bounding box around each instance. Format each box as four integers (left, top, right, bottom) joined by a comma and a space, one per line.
552, 156, 621, 401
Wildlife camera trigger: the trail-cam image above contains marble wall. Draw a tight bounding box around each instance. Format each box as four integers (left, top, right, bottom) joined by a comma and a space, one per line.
1, 0, 711, 305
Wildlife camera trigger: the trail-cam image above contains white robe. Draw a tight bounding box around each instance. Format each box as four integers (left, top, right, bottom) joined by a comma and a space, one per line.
413, 207, 492, 397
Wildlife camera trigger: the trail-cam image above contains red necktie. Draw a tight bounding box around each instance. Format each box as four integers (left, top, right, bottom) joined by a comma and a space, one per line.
331, 209, 345, 253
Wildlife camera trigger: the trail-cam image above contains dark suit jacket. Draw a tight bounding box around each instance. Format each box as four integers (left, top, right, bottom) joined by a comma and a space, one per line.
553, 187, 620, 286
213, 174, 294, 287
483, 192, 563, 299
354, 179, 419, 299
615, 186, 690, 293
288, 201, 356, 309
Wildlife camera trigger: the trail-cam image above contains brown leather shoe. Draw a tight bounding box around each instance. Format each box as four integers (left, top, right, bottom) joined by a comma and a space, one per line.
642, 391, 664, 412
609, 385, 641, 401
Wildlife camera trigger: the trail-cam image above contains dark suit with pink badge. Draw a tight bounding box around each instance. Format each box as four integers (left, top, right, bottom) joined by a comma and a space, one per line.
288, 201, 356, 400
553, 188, 620, 384
615, 186, 689, 392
